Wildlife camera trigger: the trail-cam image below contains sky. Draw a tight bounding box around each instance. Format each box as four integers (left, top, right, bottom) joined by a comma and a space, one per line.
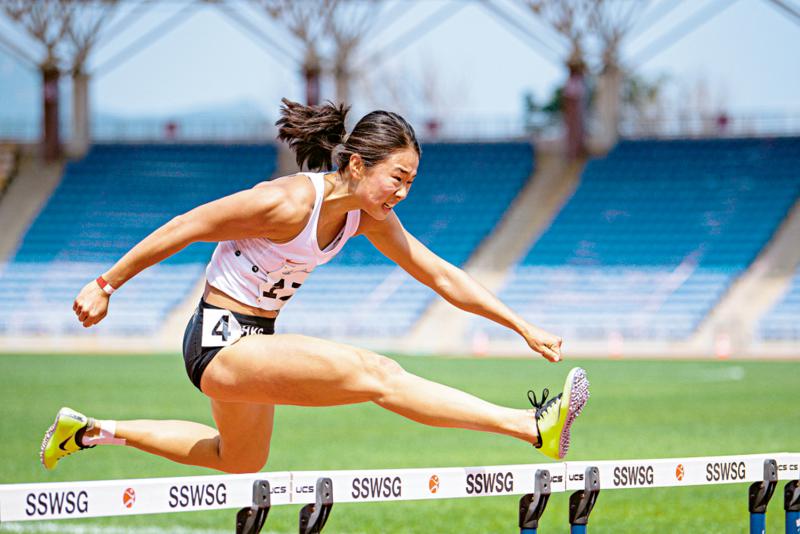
0, 0, 799, 136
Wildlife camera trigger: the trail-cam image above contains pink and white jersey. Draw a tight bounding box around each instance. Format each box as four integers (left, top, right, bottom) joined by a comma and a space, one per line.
205, 172, 361, 311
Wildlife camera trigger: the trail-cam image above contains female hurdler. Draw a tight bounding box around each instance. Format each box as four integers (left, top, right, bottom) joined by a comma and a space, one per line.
41, 99, 588, 473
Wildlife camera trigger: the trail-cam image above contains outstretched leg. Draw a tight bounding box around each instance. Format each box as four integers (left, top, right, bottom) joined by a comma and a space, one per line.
44, 333, 585, 472
82, 400, 274, 473
201, 333, 538, 443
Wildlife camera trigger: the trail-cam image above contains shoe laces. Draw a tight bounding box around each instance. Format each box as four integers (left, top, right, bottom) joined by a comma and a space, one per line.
527, 388, 561, 419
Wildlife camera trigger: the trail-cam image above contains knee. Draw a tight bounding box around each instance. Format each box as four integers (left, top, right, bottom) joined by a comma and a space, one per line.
358, 351, 406, 398
218, 454, 268, 474
216, 439, 269, 474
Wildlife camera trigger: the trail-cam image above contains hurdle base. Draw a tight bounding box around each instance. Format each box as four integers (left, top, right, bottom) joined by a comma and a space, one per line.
747, 460, 778, 534
786, 480, 800, 534
235, 480, 271, 534
519, 469, 552, 534
299, 477, 334, 534
569, 467, 600, 531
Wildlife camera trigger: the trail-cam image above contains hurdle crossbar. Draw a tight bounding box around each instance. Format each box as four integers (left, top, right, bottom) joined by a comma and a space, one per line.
1, 453, 798, 533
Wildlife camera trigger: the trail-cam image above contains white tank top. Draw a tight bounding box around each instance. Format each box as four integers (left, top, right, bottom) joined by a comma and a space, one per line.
205, 172, 361, 311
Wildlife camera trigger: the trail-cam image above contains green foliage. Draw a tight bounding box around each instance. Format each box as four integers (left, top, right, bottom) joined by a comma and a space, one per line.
1, 354, 797, 533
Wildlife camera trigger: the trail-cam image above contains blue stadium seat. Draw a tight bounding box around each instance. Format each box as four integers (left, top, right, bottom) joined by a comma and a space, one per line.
0, 144, 277, 336
278, 142, 535, 338
479, 137, 800, 342
0, 142, 535, 339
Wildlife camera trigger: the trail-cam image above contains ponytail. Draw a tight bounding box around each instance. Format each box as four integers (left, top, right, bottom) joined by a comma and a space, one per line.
276, 97, 420, 173
276, 98, 349, 171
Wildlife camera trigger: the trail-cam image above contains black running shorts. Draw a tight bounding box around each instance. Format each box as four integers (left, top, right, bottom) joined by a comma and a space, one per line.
182, 299, 276, 391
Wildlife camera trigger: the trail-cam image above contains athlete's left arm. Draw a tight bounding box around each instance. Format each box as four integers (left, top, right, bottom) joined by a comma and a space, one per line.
362, 212, 562, 362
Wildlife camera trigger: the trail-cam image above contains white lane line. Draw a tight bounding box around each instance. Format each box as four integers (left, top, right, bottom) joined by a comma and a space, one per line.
0, 524, 280, 534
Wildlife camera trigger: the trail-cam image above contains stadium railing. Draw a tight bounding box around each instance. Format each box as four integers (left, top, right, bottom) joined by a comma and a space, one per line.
1, 452, 798, 534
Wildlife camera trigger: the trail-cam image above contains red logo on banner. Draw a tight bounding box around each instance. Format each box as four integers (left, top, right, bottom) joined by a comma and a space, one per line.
123, 487, 136, 508
675, 464, 685, 481
428, 475, 440, 494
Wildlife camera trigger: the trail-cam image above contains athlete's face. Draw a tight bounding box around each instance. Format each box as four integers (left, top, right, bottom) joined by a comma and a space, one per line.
354, 147, 419, 220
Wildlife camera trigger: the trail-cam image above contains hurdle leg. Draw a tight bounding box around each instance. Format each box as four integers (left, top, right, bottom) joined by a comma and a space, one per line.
568, 467, 600, 534
748, 459, 778, 534
786, 479, 800, 534
236, 480, 272, 534
519, 469, 552, 534
299, 477, 334, 534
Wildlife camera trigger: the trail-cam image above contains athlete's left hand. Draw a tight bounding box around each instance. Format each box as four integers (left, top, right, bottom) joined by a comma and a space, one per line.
523, 325, 563, 362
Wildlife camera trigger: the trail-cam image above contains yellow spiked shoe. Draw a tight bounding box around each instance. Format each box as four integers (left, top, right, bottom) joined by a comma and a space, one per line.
40, 407, 94, 470
529, 367, 590, 460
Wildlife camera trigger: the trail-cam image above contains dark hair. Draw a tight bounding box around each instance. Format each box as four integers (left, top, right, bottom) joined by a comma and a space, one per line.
276, 98, 420, 172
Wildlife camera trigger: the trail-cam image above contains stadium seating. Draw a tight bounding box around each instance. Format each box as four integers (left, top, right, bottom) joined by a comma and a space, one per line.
483, 137, 800, 341
277, 142, 535, 337
758, 266, 800, 340
0, 142, 534, 339
0, 144, 276, 336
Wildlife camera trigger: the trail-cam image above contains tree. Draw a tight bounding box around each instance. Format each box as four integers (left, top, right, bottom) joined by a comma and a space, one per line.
523, 0, 593, 157
1, 0, 119, 159
65, 1, 119, 157
587, 0, 638, 150
2, 0, 74, 160
522, 0, 644, 155
254, 0, 337, 106
326, 0, 381, 105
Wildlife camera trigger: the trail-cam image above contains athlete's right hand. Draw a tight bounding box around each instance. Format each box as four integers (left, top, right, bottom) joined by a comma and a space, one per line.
73, 280, 110, 328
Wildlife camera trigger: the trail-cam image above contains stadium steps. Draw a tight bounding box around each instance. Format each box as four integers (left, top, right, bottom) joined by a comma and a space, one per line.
406, 150, 586, 354
690, 196, 800, 356
0, 151, 64, 263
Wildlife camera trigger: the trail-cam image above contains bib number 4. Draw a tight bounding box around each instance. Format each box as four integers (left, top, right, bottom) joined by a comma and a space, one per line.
201, 308, 243, 348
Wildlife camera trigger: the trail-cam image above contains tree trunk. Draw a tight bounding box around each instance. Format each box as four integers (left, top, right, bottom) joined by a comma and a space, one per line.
594, 63, 622, 153
42, 63, 61, 161
303, 49, 321, 106
71, 70, 90, 158
563, 68, 586, 160
334, 61, 349, 106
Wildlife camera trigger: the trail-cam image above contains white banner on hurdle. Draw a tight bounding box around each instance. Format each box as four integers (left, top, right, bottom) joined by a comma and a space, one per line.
565, 453, 800, 491
0, 472, 291, 523
291, 462, 563, 505
0, 453, 797, 523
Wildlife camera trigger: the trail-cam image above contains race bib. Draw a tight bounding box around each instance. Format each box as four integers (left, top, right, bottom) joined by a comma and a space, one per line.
201, 308, 243, 348
256, 266, 311, 308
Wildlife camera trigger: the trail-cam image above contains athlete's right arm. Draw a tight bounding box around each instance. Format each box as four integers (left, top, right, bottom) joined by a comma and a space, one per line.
73, 186, 293, 327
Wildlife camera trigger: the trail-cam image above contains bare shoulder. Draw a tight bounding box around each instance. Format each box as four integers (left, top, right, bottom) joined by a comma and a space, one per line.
357, 210, 402, 237
251, 174, 316, 227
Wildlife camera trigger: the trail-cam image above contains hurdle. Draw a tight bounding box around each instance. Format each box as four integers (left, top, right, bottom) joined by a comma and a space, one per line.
1, 453, 797, 533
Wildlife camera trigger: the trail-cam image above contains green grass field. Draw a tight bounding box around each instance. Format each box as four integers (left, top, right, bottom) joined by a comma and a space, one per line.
1, 353, 798, 533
